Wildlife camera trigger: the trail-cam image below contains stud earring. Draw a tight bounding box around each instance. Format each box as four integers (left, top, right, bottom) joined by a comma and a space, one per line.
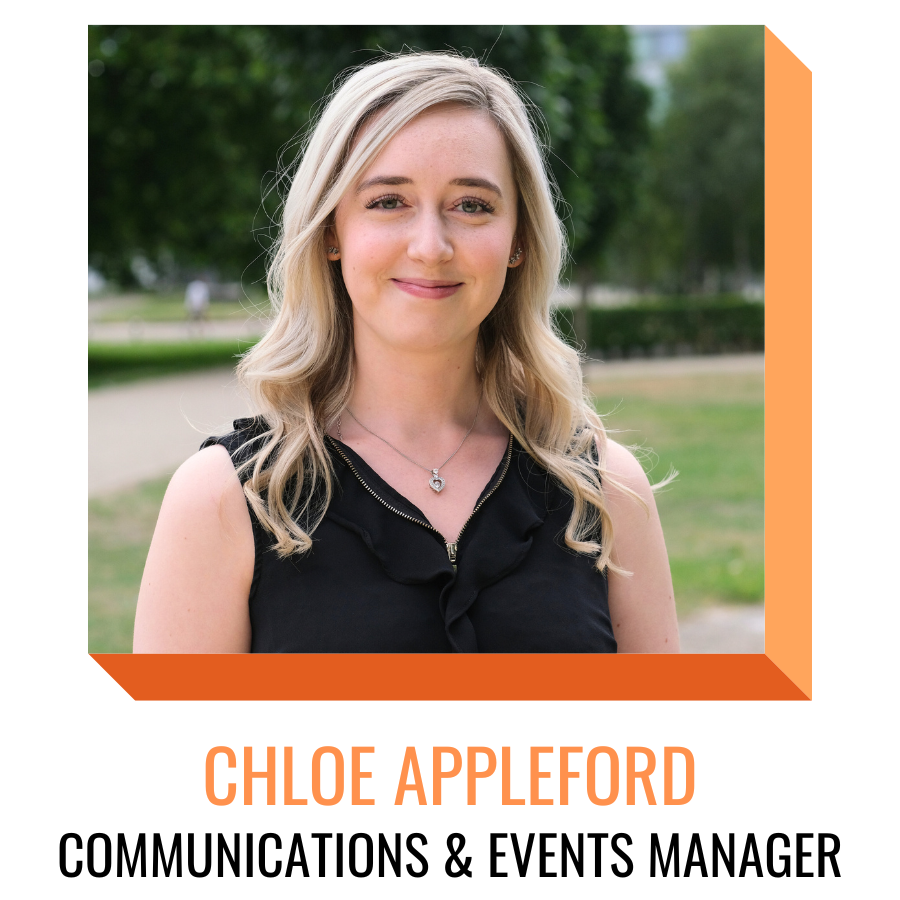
508, 247, 523, 265
327, 246, 340, 257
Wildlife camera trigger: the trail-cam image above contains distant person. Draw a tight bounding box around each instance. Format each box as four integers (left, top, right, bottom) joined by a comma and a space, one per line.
184, 279, 210, 320
134, 53, 678, 654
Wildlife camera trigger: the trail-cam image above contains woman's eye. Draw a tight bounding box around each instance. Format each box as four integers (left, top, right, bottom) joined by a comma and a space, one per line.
456, 197, 494, 215
366, 194, 404, 210
457, 198, 492, 214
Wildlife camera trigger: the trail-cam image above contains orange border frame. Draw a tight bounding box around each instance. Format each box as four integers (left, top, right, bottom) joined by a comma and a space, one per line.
91, 29, 811, 701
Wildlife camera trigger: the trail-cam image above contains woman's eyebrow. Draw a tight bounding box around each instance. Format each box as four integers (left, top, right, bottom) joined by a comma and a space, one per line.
355, 175, 411, 194
450, 177, 503, 196
355, 175, 503, 196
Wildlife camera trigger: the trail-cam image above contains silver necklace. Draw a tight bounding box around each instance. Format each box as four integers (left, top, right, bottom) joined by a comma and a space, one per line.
337, 391, 483, 493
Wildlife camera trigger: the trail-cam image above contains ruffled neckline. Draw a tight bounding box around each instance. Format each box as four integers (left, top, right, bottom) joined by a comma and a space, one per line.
324, 434, 551, 652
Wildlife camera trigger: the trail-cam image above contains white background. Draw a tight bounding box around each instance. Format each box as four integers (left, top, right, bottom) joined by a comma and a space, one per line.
4, 1, 897, 895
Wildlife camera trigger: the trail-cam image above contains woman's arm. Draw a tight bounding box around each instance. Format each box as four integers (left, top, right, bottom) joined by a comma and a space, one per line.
603, 439, 680, 653
132, 445, 255, 652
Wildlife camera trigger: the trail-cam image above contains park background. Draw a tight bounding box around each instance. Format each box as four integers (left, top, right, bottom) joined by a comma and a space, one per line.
87, 24, 765, 653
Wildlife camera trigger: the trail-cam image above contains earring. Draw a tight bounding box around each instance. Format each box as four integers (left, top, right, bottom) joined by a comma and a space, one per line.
508, 247, 523, 265
327, 246, 340, 257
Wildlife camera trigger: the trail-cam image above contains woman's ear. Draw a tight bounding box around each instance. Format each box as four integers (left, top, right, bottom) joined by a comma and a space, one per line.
507, 239, 524, 268
325, 226, 341, 260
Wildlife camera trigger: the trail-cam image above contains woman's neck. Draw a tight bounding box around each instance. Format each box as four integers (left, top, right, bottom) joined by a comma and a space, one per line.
348, 335, 484, 440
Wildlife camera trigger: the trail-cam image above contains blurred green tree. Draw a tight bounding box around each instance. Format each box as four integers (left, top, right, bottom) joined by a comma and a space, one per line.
607, 26, 764, 293
89, 26, 282, 285
89, 25, 650, 297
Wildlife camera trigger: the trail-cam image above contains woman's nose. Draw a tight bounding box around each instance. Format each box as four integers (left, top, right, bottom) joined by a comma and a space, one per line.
406, 209, 453, 266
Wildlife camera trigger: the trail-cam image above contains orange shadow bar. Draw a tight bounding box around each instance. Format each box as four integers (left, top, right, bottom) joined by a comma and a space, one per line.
764, 27, 812, 698
92, 653, 807, 701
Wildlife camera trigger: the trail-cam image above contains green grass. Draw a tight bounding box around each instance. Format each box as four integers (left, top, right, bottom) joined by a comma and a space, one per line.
89, 477, 170, 653
589, 372, 764, 614
88, 370, 763, 651
88, 339, 259, 388
95, 292, 271, 323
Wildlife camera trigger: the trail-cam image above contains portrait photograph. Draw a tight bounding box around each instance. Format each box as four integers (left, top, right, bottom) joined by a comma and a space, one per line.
87, 25, 765, 661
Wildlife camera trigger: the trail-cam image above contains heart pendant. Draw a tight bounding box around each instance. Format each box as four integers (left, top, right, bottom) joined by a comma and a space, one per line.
429, 469, 446, 493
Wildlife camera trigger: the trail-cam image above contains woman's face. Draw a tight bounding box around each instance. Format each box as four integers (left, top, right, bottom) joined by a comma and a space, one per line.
331, 104, 521, 356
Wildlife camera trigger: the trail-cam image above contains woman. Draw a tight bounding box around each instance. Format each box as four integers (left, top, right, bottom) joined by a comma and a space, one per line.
133, 53, 678, 654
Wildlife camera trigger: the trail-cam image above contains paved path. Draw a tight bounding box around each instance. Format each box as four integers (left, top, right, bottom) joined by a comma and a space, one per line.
678, 604, 764, 653
584, 352, 763, 381
89, 367, 255, 496
89, 318, 269, 343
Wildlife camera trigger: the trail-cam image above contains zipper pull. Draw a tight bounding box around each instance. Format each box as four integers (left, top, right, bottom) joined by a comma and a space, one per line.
446, 541, 458, 569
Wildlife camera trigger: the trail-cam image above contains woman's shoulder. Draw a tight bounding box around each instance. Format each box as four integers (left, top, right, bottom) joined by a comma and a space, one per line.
200, 416, 272, 471
156, 418, 267, 536
133, 440, 254, 653
168, 440, 250, 517
601, 438, 655, 502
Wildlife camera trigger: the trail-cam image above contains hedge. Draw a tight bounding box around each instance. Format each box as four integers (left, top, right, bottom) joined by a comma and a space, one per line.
552, 296, 764, 356
88, 339, 258, 388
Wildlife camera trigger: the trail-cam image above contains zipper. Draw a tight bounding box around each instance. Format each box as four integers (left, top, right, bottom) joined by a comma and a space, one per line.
326, 434, 513, 569
450, 435, 514, 555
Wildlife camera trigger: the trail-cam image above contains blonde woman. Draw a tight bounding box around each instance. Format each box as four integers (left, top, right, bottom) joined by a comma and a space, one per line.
133, 53, 679, 654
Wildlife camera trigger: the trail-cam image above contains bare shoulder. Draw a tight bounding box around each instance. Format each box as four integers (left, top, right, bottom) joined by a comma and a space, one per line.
161, 443, 249, 525
599, 437, 680, 653
132, 445, 254, 653
601, 438, 655, 504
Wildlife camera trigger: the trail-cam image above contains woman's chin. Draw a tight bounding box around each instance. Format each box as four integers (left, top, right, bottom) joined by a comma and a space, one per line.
356, 317, 480, 357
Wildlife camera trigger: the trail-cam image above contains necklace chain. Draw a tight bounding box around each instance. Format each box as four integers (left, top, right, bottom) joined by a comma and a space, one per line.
337, 390, 483, 493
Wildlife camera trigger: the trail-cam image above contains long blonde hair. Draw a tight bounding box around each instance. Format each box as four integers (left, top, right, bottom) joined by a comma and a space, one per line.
237, 52, 623, 572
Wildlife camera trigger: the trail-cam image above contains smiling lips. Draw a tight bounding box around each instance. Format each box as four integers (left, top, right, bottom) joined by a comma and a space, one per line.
391, 278, 463, 299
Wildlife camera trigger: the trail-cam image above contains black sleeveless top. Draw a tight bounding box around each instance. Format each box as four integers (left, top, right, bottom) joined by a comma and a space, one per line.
202, 418, 616, 654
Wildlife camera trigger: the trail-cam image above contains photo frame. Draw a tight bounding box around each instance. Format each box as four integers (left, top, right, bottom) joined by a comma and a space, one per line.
92, 28, 809, 701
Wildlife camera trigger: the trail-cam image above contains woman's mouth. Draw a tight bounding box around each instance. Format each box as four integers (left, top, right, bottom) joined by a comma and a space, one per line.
391, 278, 463, 299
